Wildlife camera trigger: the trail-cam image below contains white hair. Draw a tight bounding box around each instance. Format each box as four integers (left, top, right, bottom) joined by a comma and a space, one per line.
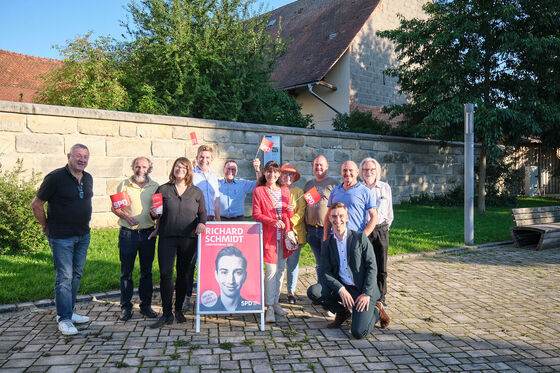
359, 157, 381, 183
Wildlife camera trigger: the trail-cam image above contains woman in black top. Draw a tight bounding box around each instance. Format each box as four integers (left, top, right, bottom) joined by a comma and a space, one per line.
149, 157, 207, 328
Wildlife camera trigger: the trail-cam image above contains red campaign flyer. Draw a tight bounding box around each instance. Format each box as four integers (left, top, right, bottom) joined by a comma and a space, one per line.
197, 222, 263, 314
110, 191, 130, 210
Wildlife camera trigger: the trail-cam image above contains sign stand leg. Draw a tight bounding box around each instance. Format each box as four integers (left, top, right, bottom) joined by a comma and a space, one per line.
196, 314, 200, 333
260, 311, 265, 331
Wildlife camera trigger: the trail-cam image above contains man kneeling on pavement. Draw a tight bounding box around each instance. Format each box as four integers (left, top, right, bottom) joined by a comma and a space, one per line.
307, 202, 390, 339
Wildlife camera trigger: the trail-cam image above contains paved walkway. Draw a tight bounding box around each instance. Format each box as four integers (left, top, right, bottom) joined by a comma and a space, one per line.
1, 244, 559, 372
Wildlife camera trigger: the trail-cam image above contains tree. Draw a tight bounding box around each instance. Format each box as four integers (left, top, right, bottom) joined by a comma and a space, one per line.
120, 0, 312, 127
512, 0, 560, 150
378, 0, 560, 213
332, 110, 393, 135
36, 33, 128, 111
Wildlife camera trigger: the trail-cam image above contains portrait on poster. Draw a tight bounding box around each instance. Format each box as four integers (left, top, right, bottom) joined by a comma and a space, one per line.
197, 222, 263, 314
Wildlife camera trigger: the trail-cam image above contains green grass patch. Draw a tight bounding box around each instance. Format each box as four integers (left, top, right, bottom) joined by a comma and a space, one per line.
0, 229, 160, 304
1, 197, 558, 304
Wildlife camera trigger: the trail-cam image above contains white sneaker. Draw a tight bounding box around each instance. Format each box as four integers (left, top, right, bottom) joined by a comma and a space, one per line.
273, 303, 288, 316
326, 310, 336, 318
56, 312, 90, 324
71, 312, 90, 324
265, 306, 276, 323
58, 320, 78, 336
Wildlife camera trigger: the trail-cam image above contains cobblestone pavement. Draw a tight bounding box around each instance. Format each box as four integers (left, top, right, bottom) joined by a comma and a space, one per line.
1, 244, 559, 372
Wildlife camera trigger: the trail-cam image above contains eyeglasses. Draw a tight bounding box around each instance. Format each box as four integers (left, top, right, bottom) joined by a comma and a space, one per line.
77, 184, 84, 199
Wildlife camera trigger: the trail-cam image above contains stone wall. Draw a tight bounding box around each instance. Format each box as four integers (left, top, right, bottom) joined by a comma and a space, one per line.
349, 0, 429, 107
0, 100, 468, 229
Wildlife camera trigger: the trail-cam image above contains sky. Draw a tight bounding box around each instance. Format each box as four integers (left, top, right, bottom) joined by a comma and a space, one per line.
0, 0, 294, 60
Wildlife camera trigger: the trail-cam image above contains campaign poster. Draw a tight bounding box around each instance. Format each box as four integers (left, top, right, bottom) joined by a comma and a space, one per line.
197, 222, 263, 315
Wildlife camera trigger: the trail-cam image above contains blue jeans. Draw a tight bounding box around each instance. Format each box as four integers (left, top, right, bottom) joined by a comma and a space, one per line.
48, 233, 90, 321
118, 227, 156, 310
286, 244, 302, 293
306, 226, 324, 280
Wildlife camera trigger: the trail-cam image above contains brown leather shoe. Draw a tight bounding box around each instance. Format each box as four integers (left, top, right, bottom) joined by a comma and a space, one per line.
327, 309, 351, 328
376, 301, 390, 328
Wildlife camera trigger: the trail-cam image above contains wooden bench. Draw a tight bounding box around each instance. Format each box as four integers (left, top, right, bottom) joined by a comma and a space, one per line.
510, 206, 560, 250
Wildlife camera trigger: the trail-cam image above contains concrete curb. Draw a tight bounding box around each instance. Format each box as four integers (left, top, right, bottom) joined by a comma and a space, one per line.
0, 241, 513, 315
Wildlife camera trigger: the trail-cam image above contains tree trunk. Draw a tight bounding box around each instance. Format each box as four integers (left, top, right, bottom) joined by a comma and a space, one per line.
477, 144, 487, 214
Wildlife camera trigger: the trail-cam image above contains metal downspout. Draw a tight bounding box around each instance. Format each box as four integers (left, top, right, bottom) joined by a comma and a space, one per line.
307, 83, 341, 114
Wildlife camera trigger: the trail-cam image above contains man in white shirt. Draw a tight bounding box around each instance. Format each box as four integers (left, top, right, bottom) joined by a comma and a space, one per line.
360, 158, 393, 307
307, 202, 389, 339
184, 145, 221, 310
193, 145, 221, 221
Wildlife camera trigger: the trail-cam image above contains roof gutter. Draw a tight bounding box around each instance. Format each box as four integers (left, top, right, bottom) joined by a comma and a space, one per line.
307, 81, 340, 115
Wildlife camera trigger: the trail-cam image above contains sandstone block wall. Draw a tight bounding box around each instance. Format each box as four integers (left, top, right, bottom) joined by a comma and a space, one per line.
350, 0, 429, 107
0, 101, 470, 229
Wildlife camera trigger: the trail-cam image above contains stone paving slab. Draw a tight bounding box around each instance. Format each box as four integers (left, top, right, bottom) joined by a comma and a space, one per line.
1, 244, 559, 372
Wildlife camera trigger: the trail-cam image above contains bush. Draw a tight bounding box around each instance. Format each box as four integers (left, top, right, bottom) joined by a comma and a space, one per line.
0, 160, 48, 254
407, 184, 518, 207
408, 185, 464, 206
332, 110, 393, 135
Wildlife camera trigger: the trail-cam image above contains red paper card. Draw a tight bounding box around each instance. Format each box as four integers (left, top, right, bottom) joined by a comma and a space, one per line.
190, 132, 198, 145
258, 137, 274, 153
152, 193, 163, 214
303, 187, 321, 206
110, 191, 131, 210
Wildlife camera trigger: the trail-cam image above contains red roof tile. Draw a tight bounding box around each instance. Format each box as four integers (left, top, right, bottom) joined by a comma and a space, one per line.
0, 50, 62, 103
267, 0, 380, 89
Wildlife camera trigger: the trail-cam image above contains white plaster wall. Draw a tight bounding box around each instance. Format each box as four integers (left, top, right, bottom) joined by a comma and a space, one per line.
296, 51, 350, 131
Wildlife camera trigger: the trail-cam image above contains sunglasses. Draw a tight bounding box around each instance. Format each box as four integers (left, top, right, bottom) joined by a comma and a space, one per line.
77, 184, 84, 199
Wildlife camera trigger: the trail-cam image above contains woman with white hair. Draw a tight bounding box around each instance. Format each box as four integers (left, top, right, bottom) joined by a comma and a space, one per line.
359, 157, 393, 308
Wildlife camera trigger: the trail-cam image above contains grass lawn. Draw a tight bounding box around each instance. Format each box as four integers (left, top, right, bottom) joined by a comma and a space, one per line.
1, 197, 558, 304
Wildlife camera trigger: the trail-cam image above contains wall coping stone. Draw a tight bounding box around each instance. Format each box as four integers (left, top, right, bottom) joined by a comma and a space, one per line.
0, 100, 479, 148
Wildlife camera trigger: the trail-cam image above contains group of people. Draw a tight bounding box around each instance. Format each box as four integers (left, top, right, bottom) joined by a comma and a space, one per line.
31, 143, 393, 339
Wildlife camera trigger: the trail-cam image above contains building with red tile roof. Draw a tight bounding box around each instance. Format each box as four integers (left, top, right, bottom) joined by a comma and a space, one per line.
0, 50, 61, 103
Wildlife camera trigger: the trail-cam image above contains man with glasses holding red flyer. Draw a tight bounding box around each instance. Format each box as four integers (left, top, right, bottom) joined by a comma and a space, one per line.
31, 144, 93, 336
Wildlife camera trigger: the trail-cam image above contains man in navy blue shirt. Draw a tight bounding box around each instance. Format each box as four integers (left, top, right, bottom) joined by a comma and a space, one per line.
31, 144, 93, 336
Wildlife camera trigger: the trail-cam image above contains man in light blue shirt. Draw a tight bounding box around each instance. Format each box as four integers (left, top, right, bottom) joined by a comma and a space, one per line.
219, 159, 261, 221
324, 161, 378, 240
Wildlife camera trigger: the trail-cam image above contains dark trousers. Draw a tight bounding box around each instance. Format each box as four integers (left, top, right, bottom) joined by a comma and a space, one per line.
307, 282, 379, 339
221, 216, 244, 221
368, 223, 389, 303
186, 252, 197, 298
118, 227, 156, 310
306, 225, 324, 280
157, 236, 197, 317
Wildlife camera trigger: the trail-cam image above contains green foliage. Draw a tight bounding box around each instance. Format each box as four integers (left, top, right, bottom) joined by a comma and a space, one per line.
36, 33, 128, 111
0, 160, 48, 255
377, 0, 560, 147
332, 110, 393, 135
377, 0, 560, 211
408, 185, 465, 207
120, 0, 312, 127
408, 184, 517, 208
511, 0, 560, 150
